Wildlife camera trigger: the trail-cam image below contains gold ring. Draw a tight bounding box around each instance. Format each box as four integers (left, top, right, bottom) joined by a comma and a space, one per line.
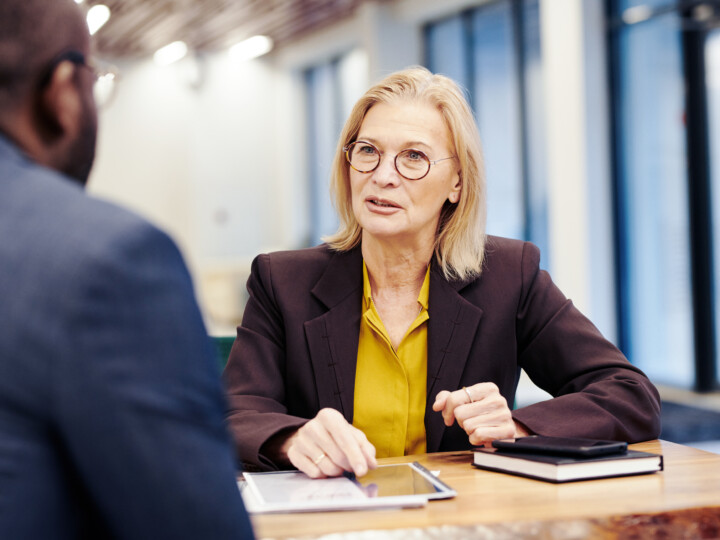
463, 386, 474, 403
313, 452, 327, 466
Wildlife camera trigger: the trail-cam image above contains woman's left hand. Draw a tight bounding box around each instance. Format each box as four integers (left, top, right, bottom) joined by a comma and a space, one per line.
432, 383, 529, 446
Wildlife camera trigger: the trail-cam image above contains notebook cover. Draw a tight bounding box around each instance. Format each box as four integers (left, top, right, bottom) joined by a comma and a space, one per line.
472, 447, 663, 483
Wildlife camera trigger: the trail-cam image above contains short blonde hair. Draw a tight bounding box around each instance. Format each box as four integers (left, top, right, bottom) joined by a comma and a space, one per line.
323, 66, 487, 281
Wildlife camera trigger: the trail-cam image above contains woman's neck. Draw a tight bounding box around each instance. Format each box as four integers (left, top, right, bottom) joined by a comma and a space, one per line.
361, 235, 432, 295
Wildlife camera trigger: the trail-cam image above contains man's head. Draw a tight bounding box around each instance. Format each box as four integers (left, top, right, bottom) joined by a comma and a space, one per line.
0, 0, 97, 185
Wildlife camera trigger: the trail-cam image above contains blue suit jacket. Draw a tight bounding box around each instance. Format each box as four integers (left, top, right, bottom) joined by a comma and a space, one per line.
0, 136, 254, 539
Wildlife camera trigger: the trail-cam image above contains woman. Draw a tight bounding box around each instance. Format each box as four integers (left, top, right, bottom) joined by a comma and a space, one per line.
224, 67, 660, 478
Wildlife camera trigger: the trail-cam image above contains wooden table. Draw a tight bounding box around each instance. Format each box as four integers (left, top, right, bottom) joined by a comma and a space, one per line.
250, 441, 720, 539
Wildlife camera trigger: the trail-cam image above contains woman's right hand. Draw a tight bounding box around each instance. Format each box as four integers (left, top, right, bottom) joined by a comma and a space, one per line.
282, 408, 377, 478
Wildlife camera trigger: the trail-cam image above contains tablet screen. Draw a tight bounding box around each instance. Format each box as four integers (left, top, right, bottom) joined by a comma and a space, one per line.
353, 462, 441, 497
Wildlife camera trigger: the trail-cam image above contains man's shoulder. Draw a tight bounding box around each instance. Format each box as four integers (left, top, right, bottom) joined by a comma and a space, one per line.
4, 154, 172, 262
0, 154, 183, 308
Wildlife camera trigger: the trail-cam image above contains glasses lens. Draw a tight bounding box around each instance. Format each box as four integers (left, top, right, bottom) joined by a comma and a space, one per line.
91, 61, 118, 109
347, 142, 380, 172
396, 149, 430, 180
93, 74, 115, 108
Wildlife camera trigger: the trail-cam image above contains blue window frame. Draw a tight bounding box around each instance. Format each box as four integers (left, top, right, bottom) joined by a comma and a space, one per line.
305, 60, 342, 245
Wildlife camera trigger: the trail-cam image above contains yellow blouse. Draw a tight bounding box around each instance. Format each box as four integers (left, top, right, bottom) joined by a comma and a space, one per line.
352, 262, 430, 458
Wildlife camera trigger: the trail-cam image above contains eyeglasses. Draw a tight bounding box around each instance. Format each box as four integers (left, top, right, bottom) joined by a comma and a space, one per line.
41, 50, 119, 109
343, 140, 454, 181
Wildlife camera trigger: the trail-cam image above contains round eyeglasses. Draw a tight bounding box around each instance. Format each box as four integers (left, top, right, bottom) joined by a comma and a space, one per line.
343, 140, 454, 180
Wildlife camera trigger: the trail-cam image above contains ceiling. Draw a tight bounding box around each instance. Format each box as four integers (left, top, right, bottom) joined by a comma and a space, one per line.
86, 0, 378, 59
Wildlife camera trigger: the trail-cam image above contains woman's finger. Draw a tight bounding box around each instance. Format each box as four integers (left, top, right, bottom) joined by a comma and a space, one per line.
453, 392, 510, 427
327, 417, 376, 476
315, 408, 369, 472
467, 423, 516, 446
287, 444, 341, 478
351, 426, 377, 474
291, 408, 376, 477
299, 412, 349, 468
432, 390, 450, 411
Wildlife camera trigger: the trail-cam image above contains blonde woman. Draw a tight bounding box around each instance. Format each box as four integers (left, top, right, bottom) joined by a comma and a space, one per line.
224, 67, 660, 478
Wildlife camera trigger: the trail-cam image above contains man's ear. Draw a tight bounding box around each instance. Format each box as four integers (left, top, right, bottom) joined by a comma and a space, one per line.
37, 61, 81, 139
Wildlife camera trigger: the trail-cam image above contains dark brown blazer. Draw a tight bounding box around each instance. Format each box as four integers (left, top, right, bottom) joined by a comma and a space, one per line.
224, 236, 661, 471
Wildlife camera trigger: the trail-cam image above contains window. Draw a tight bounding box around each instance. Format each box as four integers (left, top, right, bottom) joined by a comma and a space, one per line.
425, 0, 548, 267
609, 1, 718, 390
304, 51, 368, 245
305, 60, 341, 245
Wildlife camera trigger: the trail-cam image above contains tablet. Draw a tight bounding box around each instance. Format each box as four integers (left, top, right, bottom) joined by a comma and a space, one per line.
239, 461, 456, 514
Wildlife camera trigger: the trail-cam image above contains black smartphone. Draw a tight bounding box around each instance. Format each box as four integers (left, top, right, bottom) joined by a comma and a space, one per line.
491, 436, 628, 457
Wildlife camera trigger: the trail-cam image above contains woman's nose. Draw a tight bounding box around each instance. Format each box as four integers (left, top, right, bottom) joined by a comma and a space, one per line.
371, 155, 401, 187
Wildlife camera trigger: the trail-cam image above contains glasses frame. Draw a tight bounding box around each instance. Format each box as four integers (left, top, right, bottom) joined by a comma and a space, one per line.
343, 140, 454, 181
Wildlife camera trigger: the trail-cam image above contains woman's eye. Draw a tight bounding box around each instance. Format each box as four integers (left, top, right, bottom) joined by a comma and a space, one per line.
358, 144, 377, 155
406, 151, 423, 161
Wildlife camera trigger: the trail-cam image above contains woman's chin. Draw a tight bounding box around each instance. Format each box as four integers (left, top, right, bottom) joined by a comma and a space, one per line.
361, 226, 425, 247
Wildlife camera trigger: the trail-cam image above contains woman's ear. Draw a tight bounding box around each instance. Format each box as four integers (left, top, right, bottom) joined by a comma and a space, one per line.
448, 173, 462, 204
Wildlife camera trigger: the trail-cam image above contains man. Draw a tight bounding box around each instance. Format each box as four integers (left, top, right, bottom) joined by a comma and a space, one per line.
0, 1, 254, 538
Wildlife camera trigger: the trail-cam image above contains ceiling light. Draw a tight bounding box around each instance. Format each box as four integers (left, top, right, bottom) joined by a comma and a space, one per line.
229, 35, 274, 62
86, 4, 110, 35
154, 41, 188, 66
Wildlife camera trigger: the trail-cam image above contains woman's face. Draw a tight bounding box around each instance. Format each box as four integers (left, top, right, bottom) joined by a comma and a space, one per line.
349, 100, 460, 248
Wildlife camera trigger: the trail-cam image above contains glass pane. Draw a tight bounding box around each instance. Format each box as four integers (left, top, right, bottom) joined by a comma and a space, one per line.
471, 2, 524, 240
618, 13, 694, 386
706, 30, 720, 383
522, 0, 549, 268
305, 62, 340, 244
425, 15, 469, 90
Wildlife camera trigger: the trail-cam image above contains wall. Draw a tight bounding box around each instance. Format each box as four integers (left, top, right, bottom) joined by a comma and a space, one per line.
88, 53, 280, 332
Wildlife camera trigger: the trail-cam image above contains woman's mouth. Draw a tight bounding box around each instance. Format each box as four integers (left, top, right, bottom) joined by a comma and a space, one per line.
368, 198, 399, 208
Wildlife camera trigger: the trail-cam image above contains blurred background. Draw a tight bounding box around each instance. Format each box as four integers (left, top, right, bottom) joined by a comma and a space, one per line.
79, 0, 720, 447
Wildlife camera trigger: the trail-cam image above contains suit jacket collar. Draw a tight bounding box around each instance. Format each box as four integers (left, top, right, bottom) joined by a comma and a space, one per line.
425, 266, 484, 451
304, 246, 484, 452
310, 247, 364, 310
304, 247, 364, 422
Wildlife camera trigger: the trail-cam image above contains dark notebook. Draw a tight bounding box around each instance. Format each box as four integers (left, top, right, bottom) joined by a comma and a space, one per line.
473, 447, 663, 483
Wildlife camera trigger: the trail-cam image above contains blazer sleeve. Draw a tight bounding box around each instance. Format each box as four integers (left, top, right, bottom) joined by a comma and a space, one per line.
511, 242, 661, 442
57, 220, 254, 539
223, 253, 310, 471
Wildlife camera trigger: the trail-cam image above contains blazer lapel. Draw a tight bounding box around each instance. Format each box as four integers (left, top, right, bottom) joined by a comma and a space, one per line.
425, 268, 484, 452
304, 248, 363, 424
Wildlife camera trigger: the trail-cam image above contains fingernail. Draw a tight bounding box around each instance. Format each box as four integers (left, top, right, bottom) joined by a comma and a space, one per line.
355, 463, 367, 476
